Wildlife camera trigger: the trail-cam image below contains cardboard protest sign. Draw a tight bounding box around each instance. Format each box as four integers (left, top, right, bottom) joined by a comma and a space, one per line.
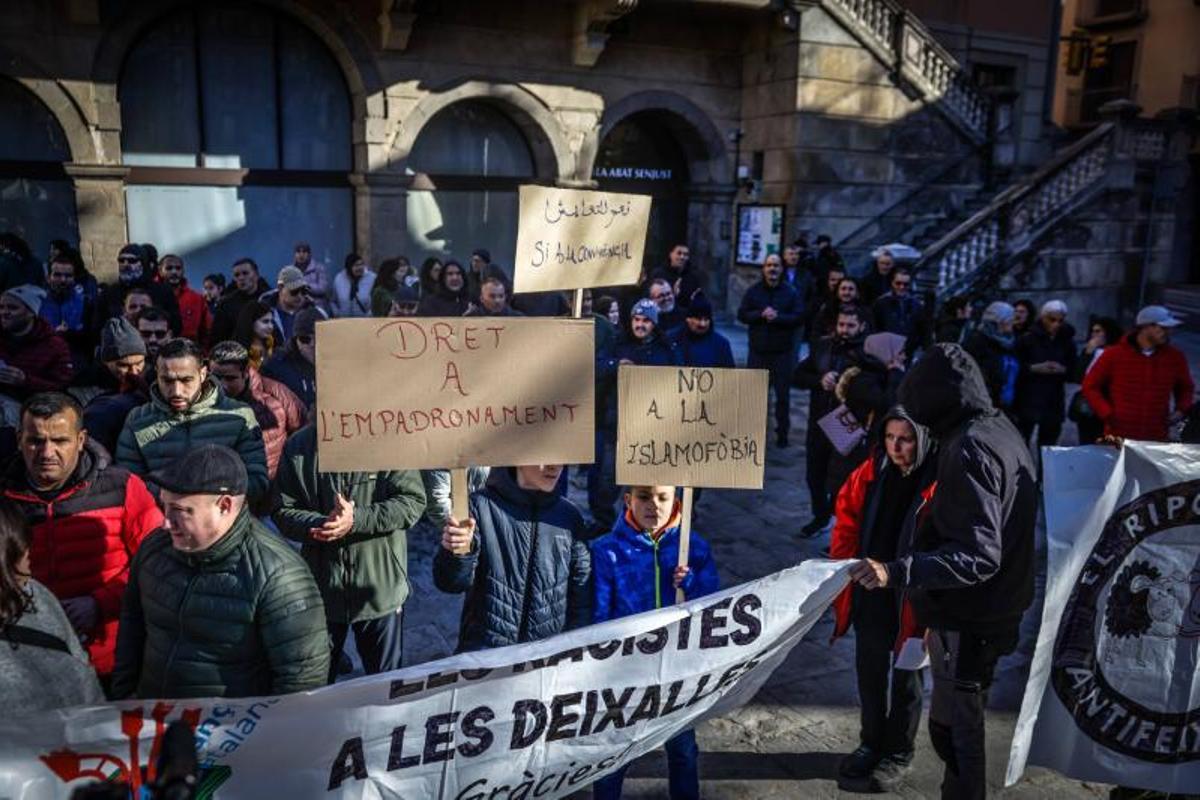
315, 317, 594, 472
616, 366, 769, 490
513, 185, 651, 293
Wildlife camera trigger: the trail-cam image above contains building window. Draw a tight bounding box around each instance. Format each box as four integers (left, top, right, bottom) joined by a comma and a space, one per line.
119, 3, 352, 283
0, 78, 78, 253
1081, 40, 1137, 122
406, 101, 535, 267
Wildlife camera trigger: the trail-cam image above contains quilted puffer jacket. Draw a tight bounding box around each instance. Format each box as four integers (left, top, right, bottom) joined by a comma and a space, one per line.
111, 509, 329, 699
432, 467, 592, 653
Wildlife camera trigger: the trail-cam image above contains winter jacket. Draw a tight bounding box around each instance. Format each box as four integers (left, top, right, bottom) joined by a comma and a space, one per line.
171, 280, 212, 344
890, 344, 1039, 635
510, 291, 570, 318
2, 440, 161, 674
262, 344, 317, 410
274, 425, 426, 624
418, 288, 469, 317
236, 369, 305, 482
591, 505, 719, 623
83, 386, 147, 457
0, 579, 105, 715
96, 280, 180, 333
597, 331, 681, 431
39, 287, 87, 333
116, 380, 269, 504
793, 332, 879, 421
210, 278, 271, 344
963, 326, 1019, 413
112, 508, 329, 699
0, 318, 74, 397
1014, 322, 1078, 426
871, 293, 928, 348
829, 407, 936, 650
432, 468, 592, 653
331, 270, 376, 318
737, 280, 804, 355
858, 268, 892, 307
1081, 334, 1195, 442
299, 260, 332, 315
671, 328, 736, 369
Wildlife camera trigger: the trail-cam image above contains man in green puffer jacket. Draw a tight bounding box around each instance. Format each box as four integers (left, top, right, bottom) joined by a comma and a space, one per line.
274, 424, 427, 681
116, 337, 269, 506
111, 445, 329, 699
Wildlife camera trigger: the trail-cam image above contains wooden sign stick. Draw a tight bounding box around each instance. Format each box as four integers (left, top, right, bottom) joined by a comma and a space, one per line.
572, 288, 585, 319
450, 467, 471, 555
675, 486, 695, 604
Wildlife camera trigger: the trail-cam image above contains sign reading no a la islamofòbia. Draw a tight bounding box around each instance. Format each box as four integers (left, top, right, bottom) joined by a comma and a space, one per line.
315, 317, 594, 472
617, 366, 769, 490
513, 185, 652, 293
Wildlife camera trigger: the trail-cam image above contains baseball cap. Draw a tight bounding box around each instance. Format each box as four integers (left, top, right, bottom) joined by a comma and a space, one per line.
151, 444, 248, 496
1135, 305, 1181, 328
277, 266, 307, 292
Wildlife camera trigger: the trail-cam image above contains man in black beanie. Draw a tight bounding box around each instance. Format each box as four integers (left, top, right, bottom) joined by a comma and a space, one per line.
671, 293, 734, 368
262, 306, 320, 409
82, 318, 149, 456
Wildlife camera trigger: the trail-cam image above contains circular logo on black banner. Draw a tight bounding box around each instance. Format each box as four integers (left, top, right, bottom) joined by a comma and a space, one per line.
1051, 479, 1200, 762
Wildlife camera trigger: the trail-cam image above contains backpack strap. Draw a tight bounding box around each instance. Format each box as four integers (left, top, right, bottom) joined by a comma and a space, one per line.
2, 623, 72, 654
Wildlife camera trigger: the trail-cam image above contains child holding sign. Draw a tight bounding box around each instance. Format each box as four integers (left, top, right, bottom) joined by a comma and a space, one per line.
589, 484, 719, 800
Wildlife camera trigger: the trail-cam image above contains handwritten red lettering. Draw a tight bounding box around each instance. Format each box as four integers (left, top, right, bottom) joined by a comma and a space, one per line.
487, 325, 504, 348
441, 361, 468, 396
431, 322, 458, 353
376, 319, 428, 360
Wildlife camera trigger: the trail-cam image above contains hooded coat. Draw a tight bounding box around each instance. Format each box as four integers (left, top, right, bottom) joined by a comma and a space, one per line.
830, 407, 937, 650
417, 269, 469, 317
886, 345, 1038, 635
432, 468, 592, 653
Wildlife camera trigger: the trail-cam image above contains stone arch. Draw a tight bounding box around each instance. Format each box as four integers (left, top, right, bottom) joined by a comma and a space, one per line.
391, 80, 574, 182
0, 48, 98, 164
597, 90, 730, 185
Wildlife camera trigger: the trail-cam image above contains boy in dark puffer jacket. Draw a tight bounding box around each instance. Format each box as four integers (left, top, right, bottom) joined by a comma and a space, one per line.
434, 464, 592, 653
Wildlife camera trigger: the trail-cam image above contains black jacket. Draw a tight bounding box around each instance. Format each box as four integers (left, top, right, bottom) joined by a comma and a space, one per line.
963, 327, 1019, 413
432, 468, 592, 653
872, 293, 928, 348
1015, 323, 1077, 426
889, 344, 1038, 635
211, 278, 271, 344
792, 332, 878, 421
738, 280, 803, 355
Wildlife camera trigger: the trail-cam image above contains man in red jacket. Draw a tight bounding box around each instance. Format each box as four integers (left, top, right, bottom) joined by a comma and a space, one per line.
1081, 306, 1194, 442
0, 285, 73, 400
3, 392, 162, 685
159, 254, 212, 345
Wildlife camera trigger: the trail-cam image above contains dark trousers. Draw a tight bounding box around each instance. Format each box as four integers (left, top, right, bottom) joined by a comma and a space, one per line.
854, 613, 923, 756
748, 349, 794, 436
592, 729, 699, 800
328, 608, 404, 683
588, 429, 619, 531
805, 424, 834, 521
1016, 418, 1063, 449
1076, 416, 1104, 446
927, 628, 1018, 800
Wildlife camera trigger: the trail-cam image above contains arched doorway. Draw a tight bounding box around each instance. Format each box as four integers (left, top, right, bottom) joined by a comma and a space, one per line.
0, 77, 78, 253
118, 3, 353, 285
405, 100, 536, 269
593, 111, 691, 272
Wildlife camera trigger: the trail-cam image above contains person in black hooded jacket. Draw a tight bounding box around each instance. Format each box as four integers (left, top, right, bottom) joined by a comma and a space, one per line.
433, 465, 592, 653
417, 259, 469, 317
849, 343, 1037, 800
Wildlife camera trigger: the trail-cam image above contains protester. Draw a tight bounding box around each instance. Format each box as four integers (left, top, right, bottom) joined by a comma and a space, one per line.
0, 498, 105, 714
211, 258, 270, 344
672, 294, 734, 368
830, 407, 936, 791
963, 301, 1019, 416
860, 249, 895, 307
201, 273, 225, 315
850, 343, 1038, 800
814, 234, 846, 281
262, 307, 320, 410
1011, 299, 1036, 338
810, 276, 859, 343
590, 484, 719, 800
82, 319, 149, 456
1068, 316, 1122, 445
112, 445, 328, 698
332, 253, 375, 318
647, 278, 684, 335
116, 338, 269, 505
1014, 300, 1076, 451
159, 254, 212, 345
40, 249, 95, 364
121, 287, 154, 326
649, 243, 701, 311
934, 295, 972, 344
466, 248, 511, 302
135, 306, 175, 364
387, 284, 421, 317
871, 268, 926, 348
0, 285, 73, 399
275, 424, 426, 680
417, 259, 469, 317
371, 257, 406, 317
596, 294, 621, 328
738, 253, 804, 447
232, 301, 276, 370
793, 306, 876, 536
465, 275, 522, 317
434, 465, 592, 652
781, 243, 816, 303
418, 256, 443, 297
3, 392, 161, 682
264, 265, 315, 342
289, 242, 331, 315
96, 244, 179, 330
208, 341, 305, 484
1081, 305, 1194, 442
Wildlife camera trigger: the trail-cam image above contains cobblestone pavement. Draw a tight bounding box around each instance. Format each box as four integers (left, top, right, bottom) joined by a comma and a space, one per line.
387, 323, 1200, 798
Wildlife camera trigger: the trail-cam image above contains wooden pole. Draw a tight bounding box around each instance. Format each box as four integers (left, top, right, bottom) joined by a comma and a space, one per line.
450, 467, 470, 554
675, 487, 694, 604
572, 287, 585, 319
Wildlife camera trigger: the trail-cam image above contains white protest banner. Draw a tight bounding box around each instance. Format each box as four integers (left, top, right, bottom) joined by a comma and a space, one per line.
1006, 443, 1200, 794
0, 561, 851, 799
315, 317, 594, 472
513, 185, 651, 293
617, 366, 769, 490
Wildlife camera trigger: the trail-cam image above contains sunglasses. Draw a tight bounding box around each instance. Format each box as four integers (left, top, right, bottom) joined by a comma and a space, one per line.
140, 329, 171, 339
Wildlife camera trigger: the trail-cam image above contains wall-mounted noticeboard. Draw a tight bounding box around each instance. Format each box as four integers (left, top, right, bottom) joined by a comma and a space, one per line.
734, 204, 786, 267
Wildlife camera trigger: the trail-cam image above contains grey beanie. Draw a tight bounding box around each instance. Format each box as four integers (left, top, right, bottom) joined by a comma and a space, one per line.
99, 317, 147, 361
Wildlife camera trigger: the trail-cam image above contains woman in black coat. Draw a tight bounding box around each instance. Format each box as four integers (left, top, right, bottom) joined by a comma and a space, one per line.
1014, 300, 1076, 448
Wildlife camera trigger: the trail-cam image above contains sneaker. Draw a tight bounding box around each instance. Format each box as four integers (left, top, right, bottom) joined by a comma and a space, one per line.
870, 751, 914, 793
838, 745, 880, 780
800, 516, 830, 537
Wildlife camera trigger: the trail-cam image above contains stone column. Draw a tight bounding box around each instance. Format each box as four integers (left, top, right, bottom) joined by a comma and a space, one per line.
65, 164, 129, 283
350, 171, 412, 264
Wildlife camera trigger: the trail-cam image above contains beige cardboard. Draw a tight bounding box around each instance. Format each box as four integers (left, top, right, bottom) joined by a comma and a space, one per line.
315, 317, 595, 472
616, 366, 769, 490
513, 184, 652, 293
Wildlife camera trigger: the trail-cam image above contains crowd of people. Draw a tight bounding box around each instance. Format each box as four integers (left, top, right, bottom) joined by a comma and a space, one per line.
0, 229, 1195, 799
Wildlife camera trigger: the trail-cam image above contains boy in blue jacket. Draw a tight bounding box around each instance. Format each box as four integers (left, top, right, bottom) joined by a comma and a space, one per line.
590, 485, 720, 800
